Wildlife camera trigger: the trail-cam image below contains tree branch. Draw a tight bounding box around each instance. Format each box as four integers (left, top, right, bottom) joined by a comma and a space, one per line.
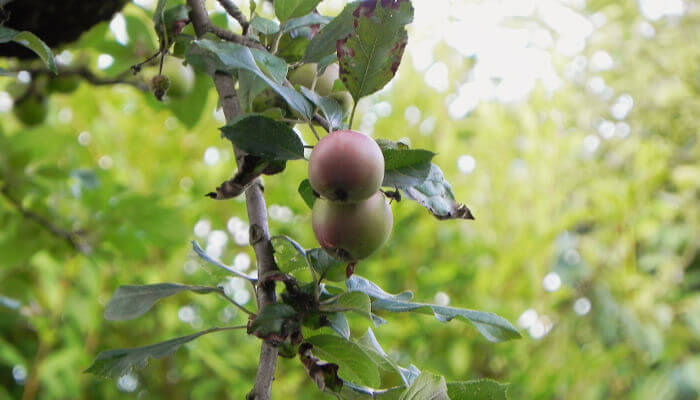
18, 66, 149, 92
216, 0, 250, 35
188, 1, 280, 399
0, 185, 88, 253
188, 0, 264, 50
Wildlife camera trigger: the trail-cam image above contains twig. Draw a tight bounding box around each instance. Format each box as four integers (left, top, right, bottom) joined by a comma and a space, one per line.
188, 1, 281, 399
191, 241, 258, 283
312, 114, 330, 133
1, 185, 87, 253
217, 0, 250, 34
18, 66, 149, 92
216, 288, 257, 316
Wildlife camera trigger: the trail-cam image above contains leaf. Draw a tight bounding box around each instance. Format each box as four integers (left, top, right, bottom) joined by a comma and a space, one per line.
399, 372, 448, 400
275, 0, 322, 22
382, 149, 436, 172
0, 26, 57, 73
251, 47, 288, 84
326, 312, 350, 339
300, 86, 344, 131
185, 39, 313, 118
304, 2, 359, 62
399, 163, 475, 220
306, 335, 381, 387
249, 303, 299, 340
281, 13, 331, 34
299, 343, 344, 392
372, 299, 521, 343
320, 291, 373, 322
298, 179, 317, 209
346, 275, 413, 302
104, 283, 219, 321
347, 276, 520, 342
250, 16, 281, 35
308, 248, 346, 281
85, 329, 214, 379
272, 235, 308, 273
356, 329, 406, 381
220, 114, 305, 161
446, 380, 510, 400
205, 154, 267, 200
337, 0, 413, 101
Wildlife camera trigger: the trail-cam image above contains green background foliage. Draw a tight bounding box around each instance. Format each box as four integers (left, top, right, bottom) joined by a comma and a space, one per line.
1, 0, 699, 399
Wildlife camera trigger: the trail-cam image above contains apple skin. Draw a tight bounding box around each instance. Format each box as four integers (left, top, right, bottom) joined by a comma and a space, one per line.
289, 63, 339, 97
308, 130, 385, 202
13, 95, 48, 126
312, 192, 393, 262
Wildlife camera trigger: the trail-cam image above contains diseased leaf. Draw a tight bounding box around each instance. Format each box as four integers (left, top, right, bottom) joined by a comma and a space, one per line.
399, 163, 475, 220
249, 303, 299, 341
250, 16, 280, 35
275, 0, 322, 22
220, 114, 305, 161
347, 276, 520, 342
85, 329, 214, 379
304, 2, 359, 62
300, 86, 344, 131
337, 0, 413, 101
205, 154, 267, 200
104, 283, 219, 321
272, 235, 308, 273
446, 379, 510, 400
298, 179, 317, 209
0, 26, 57, 73
306, 335, 380, 387
399, 372, 448, 400
299, 342, 344, 392
186, 39, 313, 118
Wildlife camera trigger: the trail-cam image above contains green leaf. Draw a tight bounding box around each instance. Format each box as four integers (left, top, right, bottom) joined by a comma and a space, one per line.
346, 275, 413, 302
185, 39, 313, 118
220, 114, 305, 161
326, 312, 350, 339
85, 329, 216, 379
382, 149, 436, 172
337, 0, 413, 101
249, 303, 298, 339
308, 248, 346, 281
347, 276, 520, 342
399, 372, 448, 400
251, 48, 288, 84
298, 179, 317, 209
104, 283, 219, 321
250, 16, 281, 35
300, 86, 344, 131
271, 235, 308, 273
0, 26, 57, 73
320, 291, 372, 321
281, 13, 331, 33
446, 380, 510, 400
304, 2, 359, 62
356, 329, 407, 380
306, 335, 381, 387
275, 0, 322, 22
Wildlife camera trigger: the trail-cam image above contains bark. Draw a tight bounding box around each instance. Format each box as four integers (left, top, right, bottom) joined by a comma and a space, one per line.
187, 1, 279, 399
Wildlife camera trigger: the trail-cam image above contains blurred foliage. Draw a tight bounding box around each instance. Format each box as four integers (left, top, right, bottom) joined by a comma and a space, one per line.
1, 0, 699, 399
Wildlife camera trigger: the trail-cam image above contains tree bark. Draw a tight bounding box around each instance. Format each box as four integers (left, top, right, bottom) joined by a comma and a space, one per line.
187, 1, 279, 399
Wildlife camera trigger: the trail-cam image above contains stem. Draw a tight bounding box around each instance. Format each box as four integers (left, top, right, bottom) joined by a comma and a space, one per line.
216, 0, 250, 34
271, 32, 283, 54
308, 120, 321, 141
216, 289, 257, 316
187, 2, 280, 398
349, 101, 358, 130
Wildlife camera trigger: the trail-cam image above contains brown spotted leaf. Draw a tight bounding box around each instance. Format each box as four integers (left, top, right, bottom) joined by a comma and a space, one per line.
336, 0, 414, 102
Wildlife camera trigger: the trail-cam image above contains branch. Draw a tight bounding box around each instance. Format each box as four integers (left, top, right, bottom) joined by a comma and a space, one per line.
216, 0, 250, 35
0, 185, 88, 253
188, 1, 280, 399
188, 0, 264, 50
17, 66, 149, 92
